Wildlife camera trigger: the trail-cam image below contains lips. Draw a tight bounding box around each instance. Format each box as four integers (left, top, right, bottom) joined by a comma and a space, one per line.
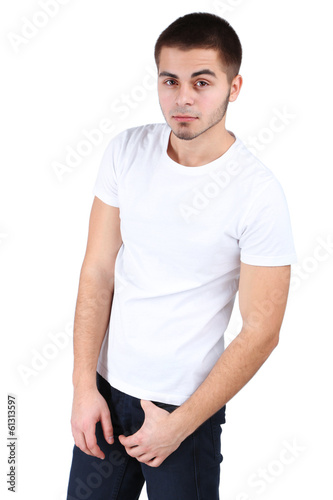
173, 115, 198, 122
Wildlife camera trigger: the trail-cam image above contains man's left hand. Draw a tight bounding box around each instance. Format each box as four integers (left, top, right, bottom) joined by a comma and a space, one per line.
118, 400, 184, 467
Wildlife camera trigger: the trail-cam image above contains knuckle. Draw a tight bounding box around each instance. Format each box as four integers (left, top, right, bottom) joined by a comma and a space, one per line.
86, 437, 97, 449
101, 407, 110, 416
72, 430, 79, 441
70, 419, 78, 430
80, 444, 92, 456
81, 420, 91, 432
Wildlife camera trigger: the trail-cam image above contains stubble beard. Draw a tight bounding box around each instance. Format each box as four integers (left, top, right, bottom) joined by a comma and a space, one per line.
167, 92, 231, 141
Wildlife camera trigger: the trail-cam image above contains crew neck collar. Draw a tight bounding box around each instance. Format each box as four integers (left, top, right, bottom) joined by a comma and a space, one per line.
161, 124, 240, 175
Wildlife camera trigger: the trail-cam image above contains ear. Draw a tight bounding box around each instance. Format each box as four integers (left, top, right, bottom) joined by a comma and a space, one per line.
229, 74, 243, 102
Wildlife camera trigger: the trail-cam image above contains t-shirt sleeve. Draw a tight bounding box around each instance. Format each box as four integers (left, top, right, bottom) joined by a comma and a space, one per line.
92, 136, 120, 207
239, 178, 297, 266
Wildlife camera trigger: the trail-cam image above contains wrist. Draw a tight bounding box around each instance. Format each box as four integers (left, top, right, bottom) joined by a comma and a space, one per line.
169, 405, 198, 442
72, 371, 97, 391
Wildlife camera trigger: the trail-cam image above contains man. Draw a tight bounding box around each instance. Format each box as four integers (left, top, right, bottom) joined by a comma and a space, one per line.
66, 12, 297, 500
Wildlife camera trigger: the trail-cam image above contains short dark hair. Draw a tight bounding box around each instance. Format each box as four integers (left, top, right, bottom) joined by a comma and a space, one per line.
154, 12, 242, 84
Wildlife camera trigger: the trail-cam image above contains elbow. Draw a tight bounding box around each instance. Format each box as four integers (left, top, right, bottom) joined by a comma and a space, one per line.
81, 261, 115, 287
256, 326, 280, 359
267, 329, 280, 353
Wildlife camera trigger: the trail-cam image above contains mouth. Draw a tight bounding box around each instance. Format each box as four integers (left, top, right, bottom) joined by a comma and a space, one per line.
172, 115, 198, 122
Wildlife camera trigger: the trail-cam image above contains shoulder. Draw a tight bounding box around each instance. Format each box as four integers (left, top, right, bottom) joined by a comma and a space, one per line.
101, 123, 168, 172
112, 123, 168, 148
232, 135, 286, 199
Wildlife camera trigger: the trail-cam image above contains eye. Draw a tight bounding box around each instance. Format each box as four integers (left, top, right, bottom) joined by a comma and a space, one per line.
164, 79, 177, 86
195, 81, 209, 88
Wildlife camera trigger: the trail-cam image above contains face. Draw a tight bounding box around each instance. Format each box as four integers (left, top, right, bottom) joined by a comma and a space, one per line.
157, 47, 238, 141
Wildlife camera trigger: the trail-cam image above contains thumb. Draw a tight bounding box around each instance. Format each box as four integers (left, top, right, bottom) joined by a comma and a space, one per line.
100, 409, 114, 445
140, 399, 152, 412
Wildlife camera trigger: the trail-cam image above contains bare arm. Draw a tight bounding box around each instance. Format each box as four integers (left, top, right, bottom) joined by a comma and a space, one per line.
170, 263, 291, 439
119, 263, 291, 466
70, 196, 122, 459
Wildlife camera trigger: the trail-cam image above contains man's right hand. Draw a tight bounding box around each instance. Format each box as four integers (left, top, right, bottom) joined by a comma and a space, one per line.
71, 385, 114, 460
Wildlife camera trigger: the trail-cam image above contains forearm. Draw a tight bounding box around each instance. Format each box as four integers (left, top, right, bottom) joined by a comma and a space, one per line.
171, 326, 279, 441
72, 263, 114, 390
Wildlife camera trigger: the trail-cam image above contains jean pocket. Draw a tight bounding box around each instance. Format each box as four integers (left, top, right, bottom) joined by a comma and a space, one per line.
151, 401, 179, 413
215, 404, 226, 424
210, 415, 224, 463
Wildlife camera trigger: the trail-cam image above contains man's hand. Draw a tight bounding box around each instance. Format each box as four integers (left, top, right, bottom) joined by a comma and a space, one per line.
71, 385, 114, 460
118, 400, 183, 467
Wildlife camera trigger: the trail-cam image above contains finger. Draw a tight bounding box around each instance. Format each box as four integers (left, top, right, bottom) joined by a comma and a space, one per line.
73, 431, 94, 457
140, 399, 149, 411
136, 453, 157, 464
124, 445, 142, 458
118, 433, 138, 448
100, 409, 114, 445
84, 424, 105, 459
146, 457, 163, 468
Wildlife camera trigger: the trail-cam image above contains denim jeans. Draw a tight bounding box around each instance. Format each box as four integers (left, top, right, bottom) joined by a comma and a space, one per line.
66, 372, 226, 500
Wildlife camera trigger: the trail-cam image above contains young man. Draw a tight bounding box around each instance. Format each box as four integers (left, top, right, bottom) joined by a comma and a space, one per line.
66, 12, 297, 500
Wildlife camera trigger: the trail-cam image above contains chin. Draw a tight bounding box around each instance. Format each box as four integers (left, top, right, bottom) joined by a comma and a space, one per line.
173, 132, 197, 141
174, 124, 207, 141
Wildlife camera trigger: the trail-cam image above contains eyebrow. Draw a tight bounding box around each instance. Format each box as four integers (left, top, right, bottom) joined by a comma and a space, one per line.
158, 69, 217, 79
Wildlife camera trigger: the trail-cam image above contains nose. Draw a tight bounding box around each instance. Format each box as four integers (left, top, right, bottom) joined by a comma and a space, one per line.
175, 83, 195, 107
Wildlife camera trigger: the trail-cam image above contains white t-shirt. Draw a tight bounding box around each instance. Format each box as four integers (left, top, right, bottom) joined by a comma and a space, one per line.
92, 123, 297, 405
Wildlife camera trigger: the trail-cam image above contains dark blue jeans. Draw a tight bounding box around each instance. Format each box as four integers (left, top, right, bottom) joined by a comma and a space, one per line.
66, 372, 226, 500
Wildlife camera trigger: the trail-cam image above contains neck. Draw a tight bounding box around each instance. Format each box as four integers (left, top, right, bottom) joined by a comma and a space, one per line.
167, 122, 235, 167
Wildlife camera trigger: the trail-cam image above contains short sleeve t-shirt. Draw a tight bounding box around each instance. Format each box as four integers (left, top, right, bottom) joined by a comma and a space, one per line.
92, 123, 297, 405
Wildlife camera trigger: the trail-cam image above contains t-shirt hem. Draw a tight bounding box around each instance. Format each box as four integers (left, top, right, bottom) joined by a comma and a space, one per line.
240, 253, 298, 266
96, 362, 191, 406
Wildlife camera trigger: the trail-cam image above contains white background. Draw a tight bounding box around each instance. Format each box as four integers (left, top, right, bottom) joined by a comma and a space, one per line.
0, 0, 332, 499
